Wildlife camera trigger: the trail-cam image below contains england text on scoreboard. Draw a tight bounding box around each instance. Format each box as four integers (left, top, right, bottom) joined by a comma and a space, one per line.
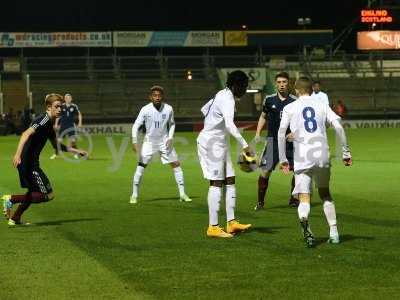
361, 9, 393, 23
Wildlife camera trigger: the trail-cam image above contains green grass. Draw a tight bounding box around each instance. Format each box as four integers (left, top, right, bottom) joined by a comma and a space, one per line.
0, 129, 399, 299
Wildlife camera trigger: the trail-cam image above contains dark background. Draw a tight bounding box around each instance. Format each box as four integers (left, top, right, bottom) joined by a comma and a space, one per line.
1, 0, 399, 52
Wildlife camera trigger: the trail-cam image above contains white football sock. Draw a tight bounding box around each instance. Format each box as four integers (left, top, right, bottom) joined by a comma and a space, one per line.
323, 201, 339, 237
132, 166, 145, 198
298, 202, 310, 220
173, 167, 185, 197
225, 185, 236, 222
208, 186, 222, 226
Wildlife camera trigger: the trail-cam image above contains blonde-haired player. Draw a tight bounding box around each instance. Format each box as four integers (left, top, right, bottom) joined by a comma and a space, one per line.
278, 77, 352, 247
130, 86, 191, 204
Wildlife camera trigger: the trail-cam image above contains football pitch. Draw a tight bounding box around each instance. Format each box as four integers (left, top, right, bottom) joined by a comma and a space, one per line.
1, 128, 399, 299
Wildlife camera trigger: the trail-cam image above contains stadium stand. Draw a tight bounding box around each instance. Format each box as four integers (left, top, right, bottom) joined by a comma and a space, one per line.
2, 52, 400, 121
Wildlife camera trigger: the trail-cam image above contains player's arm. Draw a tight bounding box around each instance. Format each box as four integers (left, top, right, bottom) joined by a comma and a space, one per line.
131, 109, 145, 153
74, 104, 83, 127
12, 127, 35, 167
221, 99, 249, 151
77, 111, 83, 127
277, 108, 291, 174
54, 117, 60, 130
166, 109, 176, 149
326, 106, 352, 166
255, 112, 267, 143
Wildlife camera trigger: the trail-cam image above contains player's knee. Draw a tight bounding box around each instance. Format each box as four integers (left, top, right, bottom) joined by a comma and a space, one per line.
224, 176, 235, 185
210, 180, 223, 187
260, 170, 271, 178
46, 192, 55, 202
170, 161, 180, 168
318, 188, 331, 201
138, 162, 147, 168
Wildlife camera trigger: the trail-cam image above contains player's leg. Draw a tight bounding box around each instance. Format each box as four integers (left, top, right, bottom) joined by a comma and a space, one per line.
131, 162, 146, 204
162, 144, 191, 202
3, 165, 48, 219
225, 175, 252, 235
8, 168, 54, 226
316, 168, 339, 243
130, 142, 152, 204
69, 128, 79, 159
287, 144, 299, 207
256, 137, 276, 210
294, 170, 315, 247
168, 161, 192, 202
206, 180, 233, 238
197, 137, 232, 238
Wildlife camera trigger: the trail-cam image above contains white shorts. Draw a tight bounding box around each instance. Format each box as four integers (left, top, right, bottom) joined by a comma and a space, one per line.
197, 135, 235, 181
292, 167, 331, 196
140, 141, 178, 165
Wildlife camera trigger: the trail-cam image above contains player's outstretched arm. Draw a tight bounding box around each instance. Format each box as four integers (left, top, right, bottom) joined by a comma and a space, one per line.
12, 127, 35, 167
331, 119, 352, 166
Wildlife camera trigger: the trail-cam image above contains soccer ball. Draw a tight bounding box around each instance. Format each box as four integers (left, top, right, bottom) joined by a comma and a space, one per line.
238, 151, 258, 173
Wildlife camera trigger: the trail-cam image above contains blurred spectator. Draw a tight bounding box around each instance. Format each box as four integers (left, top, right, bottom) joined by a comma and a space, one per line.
4, 108, 17, 135
20, 106, 35, 132
334, 100, 347, 119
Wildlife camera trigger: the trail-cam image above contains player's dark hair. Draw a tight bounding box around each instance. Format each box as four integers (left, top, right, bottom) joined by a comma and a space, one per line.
295, 77, 313, 95
226, 70, 248, 88
275, 71, 289, 81
313, 80, 321, 85
150, 85, 164, 95
45, 93, 64, 107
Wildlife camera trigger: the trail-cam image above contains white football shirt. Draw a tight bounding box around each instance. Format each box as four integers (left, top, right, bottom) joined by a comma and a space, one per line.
278, 95, 340, 171
198, 88, 247, 148
312, 91, 330, 106
132, 103, 175, 143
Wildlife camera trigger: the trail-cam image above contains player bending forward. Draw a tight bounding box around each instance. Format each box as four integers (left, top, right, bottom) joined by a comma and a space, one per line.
130, 85, 192, 204
278, 77, 352, 247
2, 94, 87, 226
197, 70, 252, 238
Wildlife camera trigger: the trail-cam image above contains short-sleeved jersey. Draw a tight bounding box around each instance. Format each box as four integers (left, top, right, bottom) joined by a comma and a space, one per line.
132, 103, 174, 142
280, 95, 341, 171
198, 88, 247, 148
22, 113, 57, 165
59, 103, 80, 128
311, 91, 329, 106
262, 93, 297, 138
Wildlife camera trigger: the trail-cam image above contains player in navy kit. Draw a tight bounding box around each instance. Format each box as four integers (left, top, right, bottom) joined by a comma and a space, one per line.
254, 72, 298, 210
50, 93, 83, 159
2, 94, 87, 226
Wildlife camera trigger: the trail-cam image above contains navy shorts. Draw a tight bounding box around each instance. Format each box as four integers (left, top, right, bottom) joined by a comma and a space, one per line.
260, 137, 294, 172
59, 125, 77, 139
18, 163, 53, 194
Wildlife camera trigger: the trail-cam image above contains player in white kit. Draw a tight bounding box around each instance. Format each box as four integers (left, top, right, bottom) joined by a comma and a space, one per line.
278, 77, 352, 247
130, 86, 192, 204
197, 70, 252, 238
312, 80, 330, 106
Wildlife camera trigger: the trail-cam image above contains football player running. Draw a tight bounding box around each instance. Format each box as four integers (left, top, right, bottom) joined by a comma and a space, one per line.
278, 77, 352, 247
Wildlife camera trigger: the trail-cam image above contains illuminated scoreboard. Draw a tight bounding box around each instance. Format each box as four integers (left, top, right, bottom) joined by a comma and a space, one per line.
361, 9, 393, 23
